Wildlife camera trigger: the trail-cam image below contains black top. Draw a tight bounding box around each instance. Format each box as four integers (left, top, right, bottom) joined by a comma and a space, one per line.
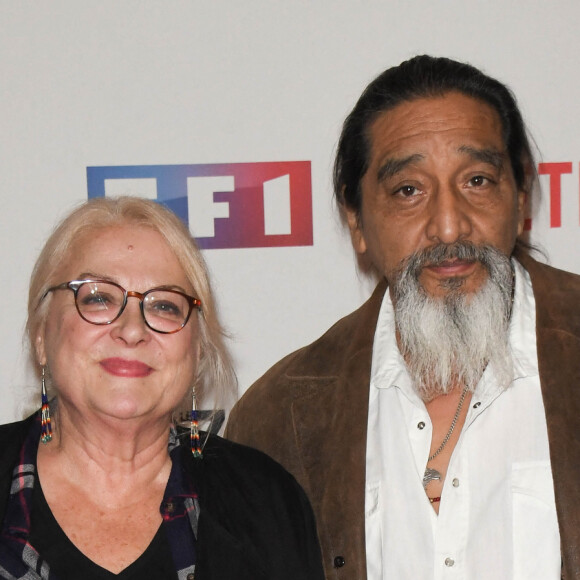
29, 477, 176, 579
0, 415, 325, 580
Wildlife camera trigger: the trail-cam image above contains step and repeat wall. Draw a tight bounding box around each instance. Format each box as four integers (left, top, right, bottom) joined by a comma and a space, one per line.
2, 1, 580, 423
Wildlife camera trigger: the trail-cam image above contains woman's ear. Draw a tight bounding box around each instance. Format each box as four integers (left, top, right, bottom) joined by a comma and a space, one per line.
35, 327, 47, 367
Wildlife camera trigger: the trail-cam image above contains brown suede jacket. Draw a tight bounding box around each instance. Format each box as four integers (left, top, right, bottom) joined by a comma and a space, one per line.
226, 254, 580, 580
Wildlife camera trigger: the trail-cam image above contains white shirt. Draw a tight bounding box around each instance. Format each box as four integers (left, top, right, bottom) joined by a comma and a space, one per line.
365, 260, 560, 580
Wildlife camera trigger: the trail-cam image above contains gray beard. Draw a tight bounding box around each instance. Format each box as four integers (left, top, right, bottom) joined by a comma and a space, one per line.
392, 242, 515, 402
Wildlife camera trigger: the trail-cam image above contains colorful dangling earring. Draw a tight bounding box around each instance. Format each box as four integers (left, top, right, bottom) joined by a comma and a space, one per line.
190, 387, 202, 458
40, 366, 53, 444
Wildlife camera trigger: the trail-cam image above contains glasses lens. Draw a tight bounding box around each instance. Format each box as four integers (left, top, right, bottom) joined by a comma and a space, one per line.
143, 291, 191, 332
75, 281, 125, 324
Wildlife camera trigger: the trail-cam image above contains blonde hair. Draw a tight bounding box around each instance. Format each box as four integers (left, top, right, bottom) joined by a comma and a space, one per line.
27, 196, 236, 411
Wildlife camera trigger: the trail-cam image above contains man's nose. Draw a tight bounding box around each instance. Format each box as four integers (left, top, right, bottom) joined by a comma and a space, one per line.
425, 183, 472, 244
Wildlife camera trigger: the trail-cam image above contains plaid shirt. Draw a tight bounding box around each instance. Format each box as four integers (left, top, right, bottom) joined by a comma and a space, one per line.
0, 414, 199, 580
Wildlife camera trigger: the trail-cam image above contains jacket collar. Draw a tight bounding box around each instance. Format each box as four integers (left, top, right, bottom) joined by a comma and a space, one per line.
0, 415, 36, 526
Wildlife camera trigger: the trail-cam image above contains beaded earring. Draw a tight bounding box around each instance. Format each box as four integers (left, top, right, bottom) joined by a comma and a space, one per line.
190, 387, 202, 458
40, 366, 53, 444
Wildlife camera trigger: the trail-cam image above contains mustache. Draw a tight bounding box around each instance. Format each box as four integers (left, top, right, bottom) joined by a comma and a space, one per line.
392, 242, 514, 301
397, 241, 503, 277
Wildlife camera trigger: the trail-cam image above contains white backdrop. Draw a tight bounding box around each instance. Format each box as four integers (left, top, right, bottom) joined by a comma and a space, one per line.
2, 1, 580, 423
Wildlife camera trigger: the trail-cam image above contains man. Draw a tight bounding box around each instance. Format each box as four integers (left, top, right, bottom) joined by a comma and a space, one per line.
226, 56, 580, 579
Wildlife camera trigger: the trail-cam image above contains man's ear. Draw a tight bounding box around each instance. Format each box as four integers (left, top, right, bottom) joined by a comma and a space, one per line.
516, 189, 527, 236
345, 207, 368, 255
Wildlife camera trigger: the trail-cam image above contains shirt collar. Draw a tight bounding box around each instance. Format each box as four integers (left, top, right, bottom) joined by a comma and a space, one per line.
369, 281, 416, 399
509, 258, 538, 380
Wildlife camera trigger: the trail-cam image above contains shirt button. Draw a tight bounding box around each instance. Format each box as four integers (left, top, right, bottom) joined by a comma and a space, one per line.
452, 478, 460, 487
417, 421, 426, 430
187, 574, 195, 580
334, 556, 345, 568
445, 557, 455, 567
473, 401, 481, 409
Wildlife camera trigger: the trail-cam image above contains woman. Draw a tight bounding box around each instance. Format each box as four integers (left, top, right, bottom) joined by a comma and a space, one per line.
0, 197, 324, 580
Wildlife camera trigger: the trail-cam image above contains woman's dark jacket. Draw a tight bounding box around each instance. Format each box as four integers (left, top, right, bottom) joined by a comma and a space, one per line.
0, 415, 324, 580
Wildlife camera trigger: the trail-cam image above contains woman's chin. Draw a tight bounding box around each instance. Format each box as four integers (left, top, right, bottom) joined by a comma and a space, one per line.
89, 397, 161, 423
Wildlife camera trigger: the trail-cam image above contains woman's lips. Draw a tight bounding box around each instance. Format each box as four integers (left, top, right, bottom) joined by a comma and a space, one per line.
100, 358, 153, 378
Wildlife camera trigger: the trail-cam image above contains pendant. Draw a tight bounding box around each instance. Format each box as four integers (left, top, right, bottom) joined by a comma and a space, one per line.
423, 467, 441, 489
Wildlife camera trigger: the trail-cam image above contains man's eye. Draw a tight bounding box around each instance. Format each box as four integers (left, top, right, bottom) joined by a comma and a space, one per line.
469, 175, 490, 187
395, 185, 419, 197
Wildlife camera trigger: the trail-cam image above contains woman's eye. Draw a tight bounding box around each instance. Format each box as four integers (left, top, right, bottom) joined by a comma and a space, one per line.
81, 292, 113, 308
151, 301, 182, 317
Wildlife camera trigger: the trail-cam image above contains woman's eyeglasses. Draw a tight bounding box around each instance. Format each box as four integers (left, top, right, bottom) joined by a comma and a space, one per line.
41, 279, 202, 334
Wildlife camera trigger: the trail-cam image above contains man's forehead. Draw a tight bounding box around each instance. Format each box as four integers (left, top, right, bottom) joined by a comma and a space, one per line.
375, 146, 506, 183
369, 92, 507, 174
367, 92, 506, 156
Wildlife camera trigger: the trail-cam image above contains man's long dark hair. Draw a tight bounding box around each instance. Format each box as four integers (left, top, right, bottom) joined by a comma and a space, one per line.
334, 55, 536, 217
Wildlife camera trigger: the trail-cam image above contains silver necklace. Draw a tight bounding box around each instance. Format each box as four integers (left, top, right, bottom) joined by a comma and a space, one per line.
422, 386, 469, 489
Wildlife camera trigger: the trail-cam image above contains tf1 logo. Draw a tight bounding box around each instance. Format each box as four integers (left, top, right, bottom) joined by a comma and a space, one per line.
86, 161, 313, 249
